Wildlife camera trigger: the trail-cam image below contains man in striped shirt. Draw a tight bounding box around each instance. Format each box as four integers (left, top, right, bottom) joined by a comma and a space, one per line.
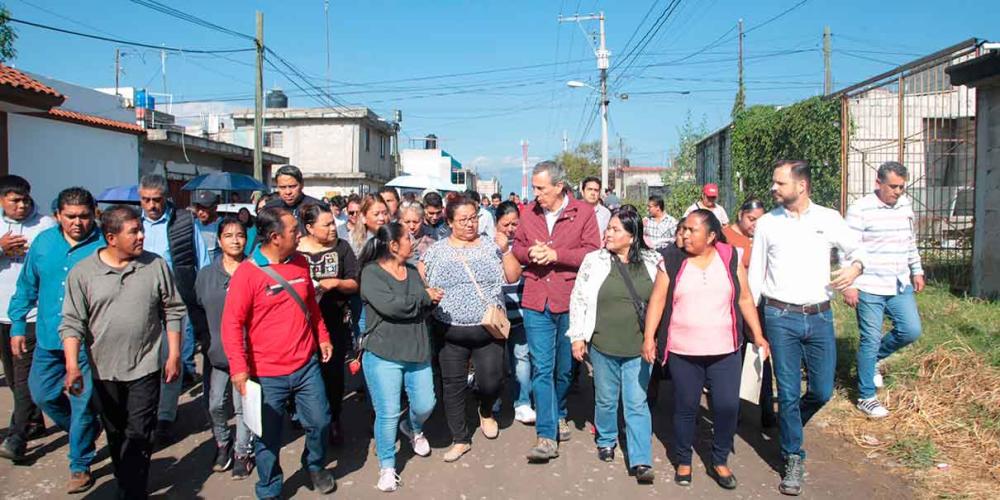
843, 161, 924, 419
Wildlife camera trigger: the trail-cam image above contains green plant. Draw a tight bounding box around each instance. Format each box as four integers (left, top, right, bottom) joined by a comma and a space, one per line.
730, 97, 841, 209
664, 183, 700, 220
889, 438, 938, 468
0, 3, 16, 62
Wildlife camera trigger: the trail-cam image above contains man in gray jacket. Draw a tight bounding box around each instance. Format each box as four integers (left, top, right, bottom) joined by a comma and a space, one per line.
60, 205, 186, 500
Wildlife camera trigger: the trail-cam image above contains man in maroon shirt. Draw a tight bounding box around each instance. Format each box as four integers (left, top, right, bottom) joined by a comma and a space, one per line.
513, 161, 601, 462
222, 207, 336, 498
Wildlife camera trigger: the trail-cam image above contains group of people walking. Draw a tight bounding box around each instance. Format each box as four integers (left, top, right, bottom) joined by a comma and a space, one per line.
0, 156, 925, 498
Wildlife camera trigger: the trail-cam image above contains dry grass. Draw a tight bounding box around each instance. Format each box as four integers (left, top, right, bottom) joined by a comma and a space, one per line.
827, 342, 1000, 499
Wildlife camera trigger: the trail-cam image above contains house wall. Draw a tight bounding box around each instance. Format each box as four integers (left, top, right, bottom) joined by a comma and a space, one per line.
972, 84, 1000, 299
7, 113, 138, 212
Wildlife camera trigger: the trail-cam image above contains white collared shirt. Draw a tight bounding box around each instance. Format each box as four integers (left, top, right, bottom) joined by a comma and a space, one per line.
749, 201, 866, 305
593, 204, 611, 238
846, 193, 923, 296
544, 195, 569, 235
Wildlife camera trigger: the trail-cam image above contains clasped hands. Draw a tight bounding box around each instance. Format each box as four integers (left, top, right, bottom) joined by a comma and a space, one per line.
528, 240, 558, 266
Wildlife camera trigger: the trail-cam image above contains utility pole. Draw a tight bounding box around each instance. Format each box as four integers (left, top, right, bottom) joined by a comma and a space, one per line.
562, 130, 568, 152
324, 0, 331, 85
823, 26, 832, 95
254, 11, 264, 183
559, 12, 610, 191
738, 19, 744, 91
114, 48, 120, 96
521, 140, 529, 201
160, 49, 167, 94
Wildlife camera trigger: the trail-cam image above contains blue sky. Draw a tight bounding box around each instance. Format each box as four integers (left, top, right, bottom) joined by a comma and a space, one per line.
7, 0, 997, 194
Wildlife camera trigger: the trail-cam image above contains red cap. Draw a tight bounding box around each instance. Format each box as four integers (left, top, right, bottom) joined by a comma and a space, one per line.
703, 183, 719, 197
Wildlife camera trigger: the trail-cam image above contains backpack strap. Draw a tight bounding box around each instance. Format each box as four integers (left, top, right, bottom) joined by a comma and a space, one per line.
252, 261, 311, 323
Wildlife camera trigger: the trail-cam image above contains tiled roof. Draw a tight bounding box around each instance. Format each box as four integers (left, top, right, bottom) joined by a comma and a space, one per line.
0, 64, 63, 99
45, 108, 145, 135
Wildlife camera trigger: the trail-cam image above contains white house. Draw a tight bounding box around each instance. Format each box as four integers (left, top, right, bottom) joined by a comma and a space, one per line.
0, 66, 142, 211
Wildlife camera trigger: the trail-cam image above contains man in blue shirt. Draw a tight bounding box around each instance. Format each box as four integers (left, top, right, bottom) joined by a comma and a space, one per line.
8, 188, 103, 494
138, 174, 210, 442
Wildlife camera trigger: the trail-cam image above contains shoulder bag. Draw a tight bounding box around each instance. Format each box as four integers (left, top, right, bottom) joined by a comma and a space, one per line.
458, 252, 511, 340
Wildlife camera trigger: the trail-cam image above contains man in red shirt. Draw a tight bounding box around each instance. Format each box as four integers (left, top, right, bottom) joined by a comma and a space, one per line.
513, 161, 601, 462
222, 207, 336, 498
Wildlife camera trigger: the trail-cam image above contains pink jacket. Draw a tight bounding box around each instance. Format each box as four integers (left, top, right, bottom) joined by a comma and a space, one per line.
512, 196, 601, 314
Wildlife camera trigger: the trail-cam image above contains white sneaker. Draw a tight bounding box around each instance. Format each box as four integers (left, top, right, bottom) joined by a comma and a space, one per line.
514, 405, 536, 425
873, 360, 885, 389
399, 419, 430, 457
377, 467, 400, 492
857, 398, 890, 418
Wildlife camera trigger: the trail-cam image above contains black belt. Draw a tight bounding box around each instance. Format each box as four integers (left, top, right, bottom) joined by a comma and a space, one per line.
765, 298, 830, 315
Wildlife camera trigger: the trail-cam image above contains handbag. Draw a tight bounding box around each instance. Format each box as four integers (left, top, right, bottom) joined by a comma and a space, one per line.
612, 255, 648, 333
458, 253, 511, 340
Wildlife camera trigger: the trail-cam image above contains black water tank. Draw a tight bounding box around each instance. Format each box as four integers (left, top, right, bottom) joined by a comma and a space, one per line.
266, 89, 288, 108
425, 133, 437, 150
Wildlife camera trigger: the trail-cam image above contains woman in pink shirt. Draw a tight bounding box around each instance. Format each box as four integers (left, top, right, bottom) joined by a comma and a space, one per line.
643, 209, 769, 490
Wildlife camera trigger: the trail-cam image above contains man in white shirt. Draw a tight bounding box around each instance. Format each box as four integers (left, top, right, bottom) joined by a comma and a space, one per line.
748, 160, 865, 497
684, 183, 730, 225
643, 195, 677, 249
843, 162, 924, 419
580, 176, 611, 238
466, 190, 496, 239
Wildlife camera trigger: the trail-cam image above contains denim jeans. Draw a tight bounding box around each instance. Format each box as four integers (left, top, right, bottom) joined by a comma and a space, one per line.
523, 306, 572, 441
207, 366, 253, 457
158, 316, 187, 423
28, 347, 100, 473
668, 351, 741, 466
255, 358, 330, 499
0, 323, 43, 449
765, 305, 836, 460
507, 323, 532, 409
362, 351, 435, 469
590, 347, 652, 467
856, 287, 922, 399
181, 315, 196, 376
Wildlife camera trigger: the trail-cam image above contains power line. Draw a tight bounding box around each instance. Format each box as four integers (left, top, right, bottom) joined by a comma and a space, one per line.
126, 0, 255, 41
744, 0, 811, 35
8, 17, 254, 53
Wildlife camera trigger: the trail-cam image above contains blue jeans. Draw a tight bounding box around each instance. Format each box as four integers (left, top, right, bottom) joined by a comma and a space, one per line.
507, 323, 532, 409
28, 347, 100, 473
362, 351, 435, 469
182, 315, 196, 375
208, 366, 253, 457
255, 358, 330, 499
523, 306, 572, 441
590, 347, 652, 467
765, 305, 836, 460
856, 287, 922, 399
158, 317, 187, 422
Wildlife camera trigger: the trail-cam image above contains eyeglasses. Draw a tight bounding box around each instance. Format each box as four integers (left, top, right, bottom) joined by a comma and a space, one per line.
453, 216, 478, 226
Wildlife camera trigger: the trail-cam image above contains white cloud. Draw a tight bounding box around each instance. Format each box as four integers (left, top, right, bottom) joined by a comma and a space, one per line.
469, 155, 491, 168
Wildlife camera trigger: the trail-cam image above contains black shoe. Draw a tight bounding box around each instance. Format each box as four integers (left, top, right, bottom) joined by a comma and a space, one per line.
674, 466, 692, 486
309, 468, 337, 494
155, 419, 173, 445
26, 421, 47, 440
597, 446, 615, 462
632, 465, 656, 484
232, 454, 254, 480
710, 465, 738, 490
213, 441, 233, 472
0, 437, 26, 462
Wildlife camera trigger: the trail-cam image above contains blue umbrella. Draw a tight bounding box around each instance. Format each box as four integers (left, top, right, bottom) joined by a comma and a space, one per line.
97, 185, 140, 204
181, 172, 266, 192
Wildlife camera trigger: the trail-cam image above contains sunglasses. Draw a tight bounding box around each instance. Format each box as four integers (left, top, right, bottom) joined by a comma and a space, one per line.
347, 210, 359, 216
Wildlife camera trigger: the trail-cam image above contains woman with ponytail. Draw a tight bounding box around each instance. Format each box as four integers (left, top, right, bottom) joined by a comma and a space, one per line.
358, 223, 443, 492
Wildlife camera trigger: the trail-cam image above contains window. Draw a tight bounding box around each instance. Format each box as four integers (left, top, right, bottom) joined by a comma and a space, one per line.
263, 131, 283, 148
365, 127, 371, 152
379, 134, 386, 159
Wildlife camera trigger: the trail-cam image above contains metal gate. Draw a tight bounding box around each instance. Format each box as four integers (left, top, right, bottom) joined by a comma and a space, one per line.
836, 39, 981, 290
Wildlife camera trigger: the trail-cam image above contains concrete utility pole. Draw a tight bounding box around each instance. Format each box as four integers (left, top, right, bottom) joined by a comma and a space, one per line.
521, 140, 529, 201
254, 11, 264, 183
324, 0, 331, 85
738, 19, 744, 92
823, 26, 832, 95
559, 12, 610, 191
114, 48, 120, 96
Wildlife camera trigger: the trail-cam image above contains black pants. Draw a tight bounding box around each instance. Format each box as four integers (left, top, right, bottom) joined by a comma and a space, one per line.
319, 323, 350, 422
435, 322, 505, 444
92, 372, 160, 500
668, 351, 741, 466
0, 323, 43, 448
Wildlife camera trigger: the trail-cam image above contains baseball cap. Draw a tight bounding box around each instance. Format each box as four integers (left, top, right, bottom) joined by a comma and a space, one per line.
703, 183, 719, 197
192, 191, 220, 207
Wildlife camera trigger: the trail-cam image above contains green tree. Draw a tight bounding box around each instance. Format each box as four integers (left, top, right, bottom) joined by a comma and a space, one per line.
731, 86, 745, 119
661, 112, 708, 217
0, 4, 16, 63
555, 141, 600, 188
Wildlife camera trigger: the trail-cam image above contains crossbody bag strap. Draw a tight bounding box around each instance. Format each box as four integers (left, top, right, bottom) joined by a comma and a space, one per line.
457, 252, 489, 305
252, 261, 311, 323
613, 255, 644, 305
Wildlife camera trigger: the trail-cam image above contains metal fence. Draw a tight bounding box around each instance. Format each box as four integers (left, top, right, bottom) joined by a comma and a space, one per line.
695, 124, 736, 214
836, 39, 981, 290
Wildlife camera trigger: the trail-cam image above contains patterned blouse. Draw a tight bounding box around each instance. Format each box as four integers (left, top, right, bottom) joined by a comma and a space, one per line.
421, 237, 505, 326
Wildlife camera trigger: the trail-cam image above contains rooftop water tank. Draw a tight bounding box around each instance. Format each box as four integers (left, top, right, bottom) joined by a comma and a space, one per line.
425, 133, 437, 150
266, 88, 288, 109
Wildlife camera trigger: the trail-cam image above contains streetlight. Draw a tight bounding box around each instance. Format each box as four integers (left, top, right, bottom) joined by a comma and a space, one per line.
566, 80, 609, 193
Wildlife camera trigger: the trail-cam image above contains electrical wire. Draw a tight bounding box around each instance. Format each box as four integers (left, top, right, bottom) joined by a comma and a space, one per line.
8, 17, 254, 53
126, 0, 254, 42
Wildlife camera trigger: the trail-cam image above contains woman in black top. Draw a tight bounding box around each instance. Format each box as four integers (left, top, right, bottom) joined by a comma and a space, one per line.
359, 223, 443, 492
298, 203, 359, 446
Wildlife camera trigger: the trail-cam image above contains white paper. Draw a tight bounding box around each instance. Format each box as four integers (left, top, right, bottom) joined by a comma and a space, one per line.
740, 345, 764, 405
242, 380, 263, 437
